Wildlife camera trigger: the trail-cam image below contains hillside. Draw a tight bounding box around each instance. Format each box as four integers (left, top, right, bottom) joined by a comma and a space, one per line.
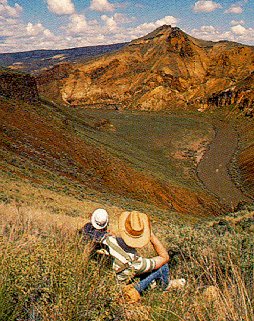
1, 201, 253, 320
1, 26, 254, 216
0, 70, 39, 102
1, 94, 228, 217
0, 43, 126, 74
36, 25, 254, 117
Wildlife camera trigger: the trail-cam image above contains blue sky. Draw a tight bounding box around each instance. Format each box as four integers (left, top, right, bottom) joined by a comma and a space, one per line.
0, 0, 253, 53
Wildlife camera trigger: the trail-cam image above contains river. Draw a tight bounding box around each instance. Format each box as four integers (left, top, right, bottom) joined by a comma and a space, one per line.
197, 121, 251, 209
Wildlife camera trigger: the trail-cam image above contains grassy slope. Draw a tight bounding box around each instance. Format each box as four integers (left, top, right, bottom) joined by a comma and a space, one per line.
1, 202, 253, 321
1, 97, 253, 321
57, 107, 213, 185
235, 117, 254, 197
0, 97, 224, 217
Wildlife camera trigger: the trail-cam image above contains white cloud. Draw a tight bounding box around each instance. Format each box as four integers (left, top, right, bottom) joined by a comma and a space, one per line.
0, 16, 20, 37
193, 1, 222, 13
0, 17, 59, 53
26, 22, 45, 36
26, 22, 54, 38
135, 15, 178, 34
231, 20, 245, 26
100, 13, 135, 31
66, 14, 88, 34
46, 0, 75, 15
225, 5, 243, 14
191, 23, 254, 44
0, 0, 22, 18
101, 14, 117, 31
113, 13, 135, 24
192, 25, 232, 41
230, 24, 254, 43
200, 25, 216, 33
90, 0, 115, 12
231, 24, 246, 35
155, 16, 178, 26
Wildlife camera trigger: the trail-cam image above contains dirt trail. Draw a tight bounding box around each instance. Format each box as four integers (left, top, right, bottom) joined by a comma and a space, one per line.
197, 121, 251, 209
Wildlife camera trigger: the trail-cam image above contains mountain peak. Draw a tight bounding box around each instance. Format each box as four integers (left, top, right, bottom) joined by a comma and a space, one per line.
130, 25, 184, 45
36, 25, 254, 116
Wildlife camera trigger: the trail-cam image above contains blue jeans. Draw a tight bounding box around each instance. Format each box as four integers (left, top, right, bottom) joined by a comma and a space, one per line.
134, 264, 169, 294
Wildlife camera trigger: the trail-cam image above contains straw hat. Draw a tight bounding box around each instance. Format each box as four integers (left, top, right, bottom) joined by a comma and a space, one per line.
118, 211, 151, 248
91, 208, 109, 230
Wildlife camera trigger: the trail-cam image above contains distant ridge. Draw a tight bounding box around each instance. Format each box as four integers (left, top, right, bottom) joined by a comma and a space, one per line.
0, 42, 127, 74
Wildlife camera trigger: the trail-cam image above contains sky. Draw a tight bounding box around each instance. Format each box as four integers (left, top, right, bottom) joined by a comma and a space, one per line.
0, 0, 253, 53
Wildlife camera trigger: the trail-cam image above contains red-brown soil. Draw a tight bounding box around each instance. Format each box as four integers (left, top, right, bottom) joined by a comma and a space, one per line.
0, 99, 224, 216
239, 144, 254, 198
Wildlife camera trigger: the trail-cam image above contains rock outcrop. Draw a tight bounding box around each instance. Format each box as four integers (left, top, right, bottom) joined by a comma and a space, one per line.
0, 71, 39, 103
36, 62, 73, 104
194, 72, 254, 116
36, 25, 254, 113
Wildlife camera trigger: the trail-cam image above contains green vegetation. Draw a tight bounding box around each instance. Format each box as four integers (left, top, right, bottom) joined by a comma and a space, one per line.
1, 203, 253, 320
0, 97, 219, 214
1, 97, 253, 320
57, 107, 214, 188
38, 96, 217, 189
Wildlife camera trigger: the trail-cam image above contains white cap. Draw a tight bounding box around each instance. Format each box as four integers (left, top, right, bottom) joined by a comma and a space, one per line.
91, 208, 109, 230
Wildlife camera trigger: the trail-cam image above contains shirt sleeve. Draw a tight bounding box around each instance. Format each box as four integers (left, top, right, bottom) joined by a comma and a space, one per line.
135, 256, 156, 275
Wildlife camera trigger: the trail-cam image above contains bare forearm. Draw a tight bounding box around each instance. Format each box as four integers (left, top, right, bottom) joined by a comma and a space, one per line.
150, 232, 169, 265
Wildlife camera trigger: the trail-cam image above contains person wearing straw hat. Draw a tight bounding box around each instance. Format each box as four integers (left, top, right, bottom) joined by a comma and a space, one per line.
102, 211, 185, 298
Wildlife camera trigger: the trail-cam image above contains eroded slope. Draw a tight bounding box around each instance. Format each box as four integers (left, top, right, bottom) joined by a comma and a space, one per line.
0, 98, 224, 216
36, 25, 254, 116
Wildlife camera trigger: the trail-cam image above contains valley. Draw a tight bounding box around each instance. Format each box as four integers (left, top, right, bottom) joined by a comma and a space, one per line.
0, 97, 221, 216
1, 94, 253, 219
1, 24, 254, 321
1, 26, 254, 219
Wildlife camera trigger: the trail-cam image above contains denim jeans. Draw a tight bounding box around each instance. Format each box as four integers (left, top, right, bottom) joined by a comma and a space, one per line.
134, 263, 169, 294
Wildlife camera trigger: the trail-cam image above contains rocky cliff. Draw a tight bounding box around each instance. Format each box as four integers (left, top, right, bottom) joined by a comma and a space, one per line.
36, 63, 73, 104
193, 72, 254, 117
36, 25, 254, 113
0, 71, 39, 103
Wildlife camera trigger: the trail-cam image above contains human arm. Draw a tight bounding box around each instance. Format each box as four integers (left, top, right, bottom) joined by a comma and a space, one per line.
150, 231, 169, 269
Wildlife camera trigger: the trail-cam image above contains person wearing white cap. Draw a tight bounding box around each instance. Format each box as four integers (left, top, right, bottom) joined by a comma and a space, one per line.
91, 208, 109, 230
79, 208, 109, 245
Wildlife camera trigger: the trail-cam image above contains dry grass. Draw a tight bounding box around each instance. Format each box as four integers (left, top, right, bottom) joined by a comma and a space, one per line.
0, 178, 125, 234
1, 203, 253, 321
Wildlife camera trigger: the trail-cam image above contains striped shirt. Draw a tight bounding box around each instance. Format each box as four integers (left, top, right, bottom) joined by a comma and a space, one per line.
102, 235, 156, 281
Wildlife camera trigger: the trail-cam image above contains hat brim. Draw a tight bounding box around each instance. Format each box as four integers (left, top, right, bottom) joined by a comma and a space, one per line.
91, 215, 108, 230
118, 211, 151, 248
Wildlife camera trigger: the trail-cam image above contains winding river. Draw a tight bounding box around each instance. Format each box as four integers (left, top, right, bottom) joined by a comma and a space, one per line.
197, 121, 252, 208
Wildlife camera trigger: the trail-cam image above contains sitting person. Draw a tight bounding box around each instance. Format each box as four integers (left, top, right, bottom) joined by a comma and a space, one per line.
102, 211, 186, 299
79, 208, 110, 255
